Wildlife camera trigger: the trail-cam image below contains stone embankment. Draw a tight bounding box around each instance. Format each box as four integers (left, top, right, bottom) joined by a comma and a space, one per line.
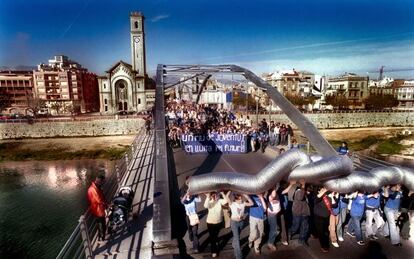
250, 111, 414, 129
0, 111, 413, 139
0, 118, 144, 139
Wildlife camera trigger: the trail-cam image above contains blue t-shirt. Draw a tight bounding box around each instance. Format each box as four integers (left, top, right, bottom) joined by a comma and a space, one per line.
350, 195, 366, 217
251, 132, 259, 140
337, 146, 348, 155
249, 195, 265, 219
385, 190, 403, 210
365, 195, 381, 209
182, 196, 200, 216
339, 195, 348, 210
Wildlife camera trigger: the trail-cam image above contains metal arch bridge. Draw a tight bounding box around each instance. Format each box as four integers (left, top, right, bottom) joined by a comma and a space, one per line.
57, 64, 413, 259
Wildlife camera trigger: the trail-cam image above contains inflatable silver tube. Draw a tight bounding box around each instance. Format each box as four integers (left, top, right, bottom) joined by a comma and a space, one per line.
187, 149, 310, 194
187, 148, 414, 194
324, 166, 414, 193
288, 155, 353, 183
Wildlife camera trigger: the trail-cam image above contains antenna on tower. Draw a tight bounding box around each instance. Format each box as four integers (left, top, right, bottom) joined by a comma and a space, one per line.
379, 66, 385, 80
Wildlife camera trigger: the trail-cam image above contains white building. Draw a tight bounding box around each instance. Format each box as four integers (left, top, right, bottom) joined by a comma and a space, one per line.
396, 80, 414, 109
175, 78, 234, 109
98, 12, 155, 114
325, 73, 369, 109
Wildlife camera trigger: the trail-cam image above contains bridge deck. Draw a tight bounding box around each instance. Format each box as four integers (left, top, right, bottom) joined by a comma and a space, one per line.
172, 147, 414, 259
93, 131, 155, 259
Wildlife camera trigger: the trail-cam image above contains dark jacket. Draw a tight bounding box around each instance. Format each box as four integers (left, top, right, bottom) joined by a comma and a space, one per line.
314, 195, 330, 218
292, 187, 310, 216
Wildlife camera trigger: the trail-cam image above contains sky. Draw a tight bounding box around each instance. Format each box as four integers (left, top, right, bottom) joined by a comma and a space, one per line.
1, 0, 414, 78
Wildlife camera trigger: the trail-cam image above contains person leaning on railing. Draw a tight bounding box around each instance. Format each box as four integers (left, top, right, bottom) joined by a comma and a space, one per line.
87, 174, 108, 242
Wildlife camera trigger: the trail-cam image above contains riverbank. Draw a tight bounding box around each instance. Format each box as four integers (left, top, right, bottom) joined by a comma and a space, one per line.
0, 135, 135, 162
318, 127, 414, 159
1, 127, 413, 162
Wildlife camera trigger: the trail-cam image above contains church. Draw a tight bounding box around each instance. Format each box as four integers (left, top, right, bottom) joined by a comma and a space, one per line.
97, 12, 155, 114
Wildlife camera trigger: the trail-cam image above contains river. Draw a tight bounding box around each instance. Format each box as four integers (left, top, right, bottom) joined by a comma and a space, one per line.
0, 160, 115, 259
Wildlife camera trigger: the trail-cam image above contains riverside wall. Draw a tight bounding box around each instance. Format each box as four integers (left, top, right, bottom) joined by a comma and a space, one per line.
249, 111, 414, 129
0, 111, 413, 140
0, 118, 144, 139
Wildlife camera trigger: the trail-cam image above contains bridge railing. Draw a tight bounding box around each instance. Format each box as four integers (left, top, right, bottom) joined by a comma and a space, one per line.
56, 129, 144, 259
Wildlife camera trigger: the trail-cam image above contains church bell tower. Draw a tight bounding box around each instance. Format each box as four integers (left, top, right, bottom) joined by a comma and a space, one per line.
130, 12, 146, 76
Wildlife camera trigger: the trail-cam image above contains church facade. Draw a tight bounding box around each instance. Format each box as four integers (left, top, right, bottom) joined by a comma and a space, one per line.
98, 12, 155, 114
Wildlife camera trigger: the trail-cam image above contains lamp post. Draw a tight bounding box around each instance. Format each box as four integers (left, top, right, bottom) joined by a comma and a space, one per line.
255, 95, 260, 126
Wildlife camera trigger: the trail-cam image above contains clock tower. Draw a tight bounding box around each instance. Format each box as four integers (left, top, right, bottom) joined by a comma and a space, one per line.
130, 12, 146, 76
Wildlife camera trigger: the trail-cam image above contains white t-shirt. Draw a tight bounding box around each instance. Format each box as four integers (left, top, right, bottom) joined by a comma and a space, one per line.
230, 202, 246, 221
204, 198, 227, 224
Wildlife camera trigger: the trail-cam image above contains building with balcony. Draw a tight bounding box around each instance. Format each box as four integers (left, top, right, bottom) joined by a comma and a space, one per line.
396, 80, 414, 109
325, 73, 369, 108
368, 77, 396, 96
33, 55, 99, 114
0, 70, 34, 114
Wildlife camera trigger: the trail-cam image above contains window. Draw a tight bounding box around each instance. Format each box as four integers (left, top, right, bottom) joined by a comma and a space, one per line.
138, 98, 141, 104
105, 106, 108, 112
135, 21, 138, 29
103, 83, 106, 89
104, 99, 107, 104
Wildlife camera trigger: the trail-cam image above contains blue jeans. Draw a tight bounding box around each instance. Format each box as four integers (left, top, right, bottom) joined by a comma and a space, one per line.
269, 132, 275, 146
348, 215, 363, 241
274, 134, 280, 146
337, 207, 348, 239
289, 215, 309, 242
384, 207, 401, 245
231, 220, 244, 259
267, 214, 278, 244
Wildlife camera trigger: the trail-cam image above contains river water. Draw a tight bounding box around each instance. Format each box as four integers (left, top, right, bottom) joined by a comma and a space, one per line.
0, 160, 115, 259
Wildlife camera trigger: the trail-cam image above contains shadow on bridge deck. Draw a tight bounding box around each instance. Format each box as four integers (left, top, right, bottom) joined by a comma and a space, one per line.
93, 131, 155, 259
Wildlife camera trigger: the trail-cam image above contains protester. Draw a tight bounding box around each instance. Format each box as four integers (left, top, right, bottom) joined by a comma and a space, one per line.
313, 187, 332, 252
347, 191, 366, 245
204, 192, 228, 257
284, 180, 310, 246
87, 174, 108, 242
266, 187, 281, 251
249, 193, 267, 254
225, 191, 254, 259
336, 193, 349, 242
365, 191, 384, 240
383, 184, 403, 246
328, 192, 340, 248
181, 192, 201, 253
337, 142, 349, 155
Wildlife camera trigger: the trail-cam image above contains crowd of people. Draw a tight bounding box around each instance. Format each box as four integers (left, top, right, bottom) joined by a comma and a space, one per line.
165, 99, 296, 152
181, 178, 414, 258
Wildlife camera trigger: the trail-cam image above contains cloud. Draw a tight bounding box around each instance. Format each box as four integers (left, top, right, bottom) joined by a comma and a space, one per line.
201, 31, 414, 62
223, 42, 414, 77
150, 14, 170, 23
60, 0, 90, 39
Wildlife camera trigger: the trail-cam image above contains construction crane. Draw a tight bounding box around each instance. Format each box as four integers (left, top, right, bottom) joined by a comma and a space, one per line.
379, 65, 385, 80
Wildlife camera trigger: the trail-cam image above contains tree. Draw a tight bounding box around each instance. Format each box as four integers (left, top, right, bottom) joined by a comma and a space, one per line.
364, 94, 398, 110
285, 93, 316, 108
0, 88, 12, 113
26, 93, 46, 117
325, 94, 349, 110
52, 102, 63, 114
232, 92, 261, 111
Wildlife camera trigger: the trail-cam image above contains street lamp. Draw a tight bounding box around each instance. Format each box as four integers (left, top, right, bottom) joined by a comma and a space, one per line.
255, 95, 260, 126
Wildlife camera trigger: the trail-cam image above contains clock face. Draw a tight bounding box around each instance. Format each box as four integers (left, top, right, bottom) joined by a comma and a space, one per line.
134, 36, 141, 43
